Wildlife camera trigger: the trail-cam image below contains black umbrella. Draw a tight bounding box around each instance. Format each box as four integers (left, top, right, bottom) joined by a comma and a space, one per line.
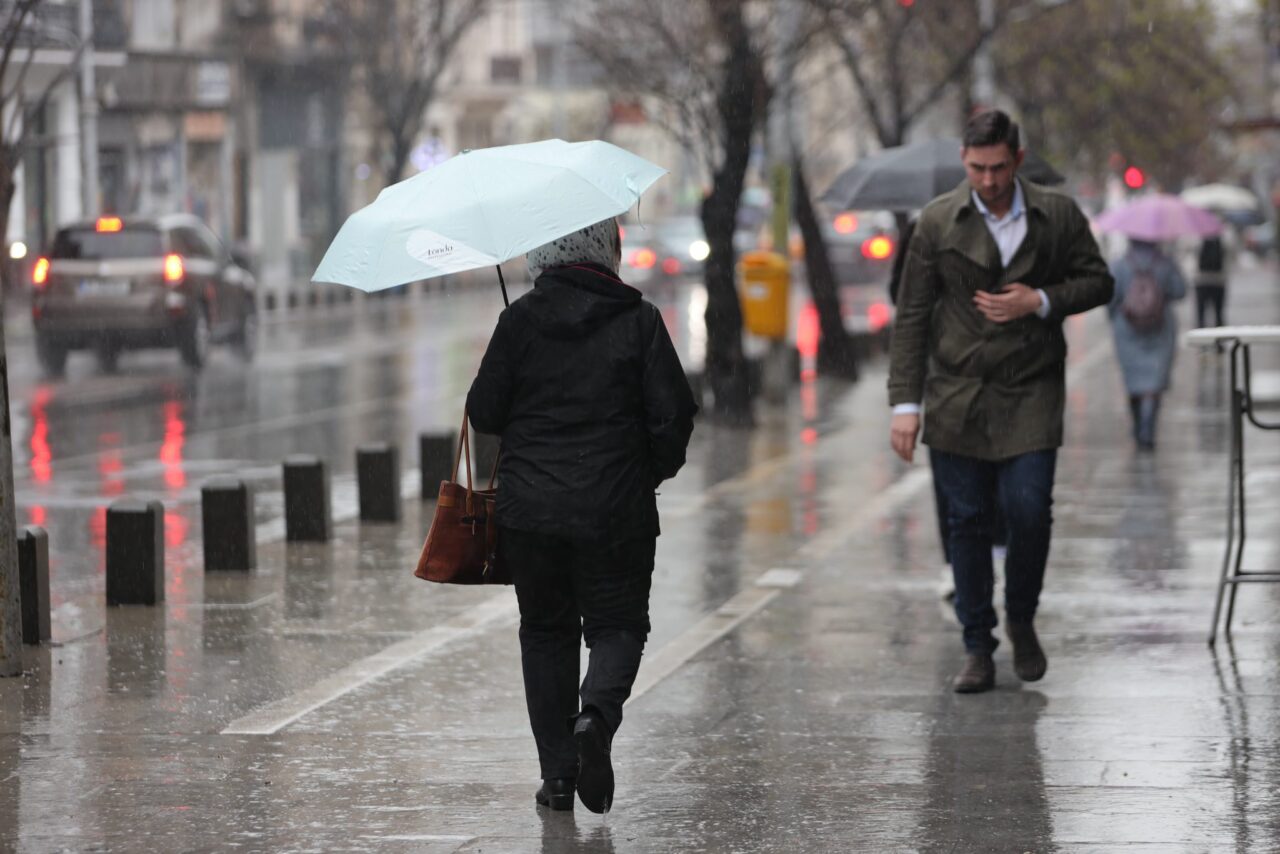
821, 137, 1065, 212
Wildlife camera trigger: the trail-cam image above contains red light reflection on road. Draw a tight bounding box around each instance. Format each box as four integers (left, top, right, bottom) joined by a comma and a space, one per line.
90, 506, 107, 550
164, 511, 188, 550
801, 377, 818, 422
797, 303, 820, 382
98, 449, 124, 496
28, 506, 45, 527
160, 401, 186, 490
797, 303, 819, 360
29, 388, 51, 483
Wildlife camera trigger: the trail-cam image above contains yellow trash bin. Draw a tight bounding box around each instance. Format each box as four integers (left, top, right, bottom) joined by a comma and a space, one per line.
738, 250, 790, 340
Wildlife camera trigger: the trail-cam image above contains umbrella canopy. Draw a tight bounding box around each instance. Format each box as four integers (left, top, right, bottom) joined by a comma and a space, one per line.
1093, 194, 1223, 242
1180, 183, 1259, 213
312, 139, 667, 292
820, 137, 1065, 212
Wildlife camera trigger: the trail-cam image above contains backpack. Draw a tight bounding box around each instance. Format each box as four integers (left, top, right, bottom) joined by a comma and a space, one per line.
1121, 264, 1165, 334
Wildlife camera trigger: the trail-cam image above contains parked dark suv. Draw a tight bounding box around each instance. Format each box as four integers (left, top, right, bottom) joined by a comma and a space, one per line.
32, 214, 257, 375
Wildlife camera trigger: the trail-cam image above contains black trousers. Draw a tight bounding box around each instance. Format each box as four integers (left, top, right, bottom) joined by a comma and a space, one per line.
500, 526, 656, 780
1195, 285, 1226, 328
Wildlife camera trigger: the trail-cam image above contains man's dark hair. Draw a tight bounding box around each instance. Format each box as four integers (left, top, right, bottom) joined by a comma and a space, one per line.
963, 110, 1020, 153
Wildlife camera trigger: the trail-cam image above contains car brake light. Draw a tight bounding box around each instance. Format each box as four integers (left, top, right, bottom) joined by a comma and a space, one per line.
164, 253, 185, 284
95, 216, 123, 233
32, 257, 49, 288
661, 257, 682, 276
868, 301, 891, 332
833, 213, 859, 234
630, 248, 656, 270
861, 235, 895, 260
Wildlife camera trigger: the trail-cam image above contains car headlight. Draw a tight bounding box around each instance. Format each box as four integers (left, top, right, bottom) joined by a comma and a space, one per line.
689, 240, 710, 262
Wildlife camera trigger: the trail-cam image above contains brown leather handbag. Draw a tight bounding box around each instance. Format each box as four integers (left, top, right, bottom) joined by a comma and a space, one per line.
413, 413, 511, 585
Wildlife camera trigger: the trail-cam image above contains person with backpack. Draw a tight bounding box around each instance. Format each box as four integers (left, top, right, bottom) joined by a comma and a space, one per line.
1108, 238, 1187, 450
889, 110, 1114, 694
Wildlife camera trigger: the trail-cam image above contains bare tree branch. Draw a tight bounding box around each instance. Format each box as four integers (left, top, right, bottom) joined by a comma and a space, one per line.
0, 0, 39, 107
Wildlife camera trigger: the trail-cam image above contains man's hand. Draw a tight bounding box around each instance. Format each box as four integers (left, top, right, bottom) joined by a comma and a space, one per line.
973, 282, 1041, 324
890, 412, 921, 463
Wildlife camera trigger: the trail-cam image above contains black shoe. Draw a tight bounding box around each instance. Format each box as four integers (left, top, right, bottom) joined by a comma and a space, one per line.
1006, 621, 1047, 682
535, 777, 575, 811
573, 711, 614, 814
952, 653, 996, 694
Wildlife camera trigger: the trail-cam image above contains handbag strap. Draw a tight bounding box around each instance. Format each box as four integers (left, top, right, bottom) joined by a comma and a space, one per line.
454, 409, 502, 493
453, 410, 474, 491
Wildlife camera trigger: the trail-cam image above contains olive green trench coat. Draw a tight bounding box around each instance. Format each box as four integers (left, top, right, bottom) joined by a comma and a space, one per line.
888, 180, 1114, 460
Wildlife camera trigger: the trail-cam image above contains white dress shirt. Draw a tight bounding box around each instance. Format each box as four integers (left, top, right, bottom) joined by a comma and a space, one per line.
893, 181, 1051, 417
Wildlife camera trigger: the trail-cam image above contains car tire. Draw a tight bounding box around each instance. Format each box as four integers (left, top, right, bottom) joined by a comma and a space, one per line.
179, 304, 211, 370
233, 306, 257, 363
35, 335, 68, 378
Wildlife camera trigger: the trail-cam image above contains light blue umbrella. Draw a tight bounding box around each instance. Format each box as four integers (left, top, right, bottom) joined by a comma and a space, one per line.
312, 139, 666, 302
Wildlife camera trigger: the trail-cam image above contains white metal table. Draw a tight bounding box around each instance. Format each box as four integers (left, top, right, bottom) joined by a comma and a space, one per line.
1186, 325, 1280, 645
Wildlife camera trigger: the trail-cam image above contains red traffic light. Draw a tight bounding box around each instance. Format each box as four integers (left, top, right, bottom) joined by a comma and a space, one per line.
1123, 166, 1146, 190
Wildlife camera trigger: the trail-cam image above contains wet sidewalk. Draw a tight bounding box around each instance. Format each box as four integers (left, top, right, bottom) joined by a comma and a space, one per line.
3, 264, 1280, 852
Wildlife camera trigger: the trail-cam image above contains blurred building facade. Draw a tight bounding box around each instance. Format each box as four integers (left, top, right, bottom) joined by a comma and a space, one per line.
32, 0, 865, 304
28, 0, 681, 306
10, 0, 125, 255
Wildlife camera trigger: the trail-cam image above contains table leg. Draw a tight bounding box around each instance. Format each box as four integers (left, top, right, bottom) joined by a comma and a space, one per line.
1209, 344, 1245, 646
1224, 384, 1247, 637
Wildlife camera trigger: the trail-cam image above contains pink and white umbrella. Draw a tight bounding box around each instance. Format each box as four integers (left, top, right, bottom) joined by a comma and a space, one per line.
1093, 193, 1223, 241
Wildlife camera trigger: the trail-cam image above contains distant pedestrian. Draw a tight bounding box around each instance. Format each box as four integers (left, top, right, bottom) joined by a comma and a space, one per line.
888, 109, 1114, 694
467, 217, 698, 814
1194, 235, 1227, 328
1108, 239, 1187, 450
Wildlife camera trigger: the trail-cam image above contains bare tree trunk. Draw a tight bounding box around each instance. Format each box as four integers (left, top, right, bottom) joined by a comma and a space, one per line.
385, 133, 412, 186
700, 0, 759, 426
792, 158, 858, 380
0, 171, 22, 676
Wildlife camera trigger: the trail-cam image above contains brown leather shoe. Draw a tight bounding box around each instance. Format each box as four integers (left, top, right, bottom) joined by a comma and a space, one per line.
952, 653, 995, 693
1006, 621, 1047, 682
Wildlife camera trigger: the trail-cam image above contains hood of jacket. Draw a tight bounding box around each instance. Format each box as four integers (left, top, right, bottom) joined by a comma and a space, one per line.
519, 263, 642, 339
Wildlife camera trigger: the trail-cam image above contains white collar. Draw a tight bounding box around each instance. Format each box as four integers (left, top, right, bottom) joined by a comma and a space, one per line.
972, 180, 1025, 224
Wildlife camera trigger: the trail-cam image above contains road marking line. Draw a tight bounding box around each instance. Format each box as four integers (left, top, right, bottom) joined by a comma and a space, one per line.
626, 582, 789, 707
755, 568, 805, 588
221, 593, 518, 735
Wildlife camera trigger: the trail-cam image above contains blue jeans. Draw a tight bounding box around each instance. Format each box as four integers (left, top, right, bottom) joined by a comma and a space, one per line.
930, 448, 1058, 654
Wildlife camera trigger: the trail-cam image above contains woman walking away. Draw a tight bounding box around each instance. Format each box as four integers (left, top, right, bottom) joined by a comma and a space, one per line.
1194, 235, 1227, 328
467, 217, 698, 814
1108, 239, 1187, 451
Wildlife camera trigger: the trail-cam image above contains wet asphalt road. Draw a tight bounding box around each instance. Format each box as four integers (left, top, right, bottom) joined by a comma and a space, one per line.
1, 265, 1280, 852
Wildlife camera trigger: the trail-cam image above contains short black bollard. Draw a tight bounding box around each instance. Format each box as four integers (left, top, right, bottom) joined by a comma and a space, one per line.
419, 431, 457, 500
17, 526, 49, 643
202, 477, 256, 571
106, 499, 165, 606
357, 443, 401, 523
474, 431, 501, 482
283, 455, 331, 542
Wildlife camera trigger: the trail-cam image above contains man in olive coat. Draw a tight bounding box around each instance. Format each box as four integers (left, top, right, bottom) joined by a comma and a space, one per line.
888, 110, 1113, 693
